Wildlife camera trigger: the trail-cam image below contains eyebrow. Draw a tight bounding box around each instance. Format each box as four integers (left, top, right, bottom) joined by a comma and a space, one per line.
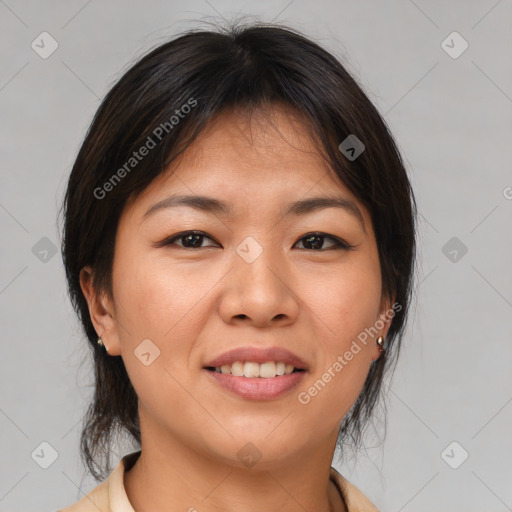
143, 194, 365, 231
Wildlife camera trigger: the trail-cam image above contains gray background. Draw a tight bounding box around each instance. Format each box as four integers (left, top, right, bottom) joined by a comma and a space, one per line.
1, 1, 511, 511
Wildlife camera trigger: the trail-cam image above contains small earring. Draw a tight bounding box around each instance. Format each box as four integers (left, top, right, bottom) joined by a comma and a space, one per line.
376, 336, 384, 352
97, 337, 108, 354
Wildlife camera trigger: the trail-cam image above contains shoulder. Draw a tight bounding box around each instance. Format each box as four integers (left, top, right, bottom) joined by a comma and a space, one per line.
329, 466, 381, 512
57, 479, 110, 512
57, 451, 140, 512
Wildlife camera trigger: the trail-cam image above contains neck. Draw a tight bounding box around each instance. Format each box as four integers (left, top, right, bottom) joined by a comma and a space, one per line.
123, 419, 346, 512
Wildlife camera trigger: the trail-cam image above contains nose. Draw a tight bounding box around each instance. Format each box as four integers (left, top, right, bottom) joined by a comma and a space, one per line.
218, 243, 300, 328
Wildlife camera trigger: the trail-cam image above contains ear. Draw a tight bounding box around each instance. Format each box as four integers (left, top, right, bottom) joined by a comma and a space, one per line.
79, 266, 121, 356
371, 294, 397, 362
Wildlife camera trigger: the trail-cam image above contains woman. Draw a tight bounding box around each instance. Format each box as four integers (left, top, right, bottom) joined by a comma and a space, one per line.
58, 21, 416, 512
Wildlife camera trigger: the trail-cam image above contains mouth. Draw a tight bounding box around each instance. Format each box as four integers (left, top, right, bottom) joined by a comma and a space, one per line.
202, 346, 308, 399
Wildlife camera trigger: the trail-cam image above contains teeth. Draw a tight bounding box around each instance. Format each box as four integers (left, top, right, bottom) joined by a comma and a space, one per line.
213, 361, 298, 378
259, 361, 276, 378
231, 361, 244, 376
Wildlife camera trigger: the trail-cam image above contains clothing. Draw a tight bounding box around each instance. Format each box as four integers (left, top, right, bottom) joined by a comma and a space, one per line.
58, 450, 379, 512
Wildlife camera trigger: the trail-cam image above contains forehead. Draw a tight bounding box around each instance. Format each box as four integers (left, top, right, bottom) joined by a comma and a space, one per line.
192, 104, 323, 162
127, 105, 364, 221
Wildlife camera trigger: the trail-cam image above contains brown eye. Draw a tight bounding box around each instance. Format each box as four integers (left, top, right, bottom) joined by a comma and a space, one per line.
158, 231, 219, 249
295, 233, 354, 251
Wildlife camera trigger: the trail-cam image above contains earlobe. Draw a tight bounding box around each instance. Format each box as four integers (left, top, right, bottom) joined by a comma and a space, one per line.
371, 336, 385, 362
79, 266, 121, 355
371, 295, 396, 361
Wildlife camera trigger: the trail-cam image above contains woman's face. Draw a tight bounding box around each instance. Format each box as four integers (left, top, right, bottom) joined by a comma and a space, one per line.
85, 104, 392, 467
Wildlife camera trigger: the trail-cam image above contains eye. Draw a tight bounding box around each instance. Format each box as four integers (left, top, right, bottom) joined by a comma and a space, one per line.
294, 232, 354, 251
156, 230, 219, 249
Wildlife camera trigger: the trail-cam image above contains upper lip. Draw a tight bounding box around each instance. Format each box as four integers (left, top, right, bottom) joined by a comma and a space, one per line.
203, 346, 308, 370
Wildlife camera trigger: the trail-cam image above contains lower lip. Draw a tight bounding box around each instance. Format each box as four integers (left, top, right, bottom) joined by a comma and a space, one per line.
203, 369, 307, 400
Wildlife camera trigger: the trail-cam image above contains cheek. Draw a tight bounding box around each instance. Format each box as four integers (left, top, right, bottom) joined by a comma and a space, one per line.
297, 254, 381, 414
111, 248, 217, 406
111, 253, 207, 413
113, 246, 203, 339
308, 253, 382, 345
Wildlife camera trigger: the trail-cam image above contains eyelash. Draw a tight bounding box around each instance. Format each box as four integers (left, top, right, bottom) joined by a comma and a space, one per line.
156, 230, 355, 251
